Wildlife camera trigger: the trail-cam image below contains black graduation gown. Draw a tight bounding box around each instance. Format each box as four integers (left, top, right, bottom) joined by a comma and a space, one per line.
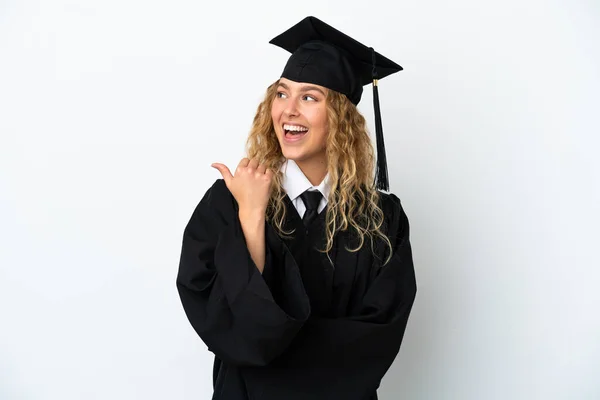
176, 179, 417, 400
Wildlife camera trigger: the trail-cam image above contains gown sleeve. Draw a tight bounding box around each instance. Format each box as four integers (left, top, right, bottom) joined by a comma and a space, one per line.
176, 179, 310, 367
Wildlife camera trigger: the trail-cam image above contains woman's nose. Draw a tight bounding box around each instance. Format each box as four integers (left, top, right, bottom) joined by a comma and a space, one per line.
283, 99, 299, 116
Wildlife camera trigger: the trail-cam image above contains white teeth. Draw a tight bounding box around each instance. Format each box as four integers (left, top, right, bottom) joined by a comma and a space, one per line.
283, 124, 308, 132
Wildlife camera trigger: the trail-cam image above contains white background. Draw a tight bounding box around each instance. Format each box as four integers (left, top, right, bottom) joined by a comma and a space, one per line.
1, 1, 599, 399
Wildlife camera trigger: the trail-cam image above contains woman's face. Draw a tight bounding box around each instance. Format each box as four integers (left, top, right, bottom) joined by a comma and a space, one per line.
271, 78, 329, 165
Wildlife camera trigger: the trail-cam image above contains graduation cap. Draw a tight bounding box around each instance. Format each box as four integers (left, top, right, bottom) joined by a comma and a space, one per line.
270, 16, 403, 191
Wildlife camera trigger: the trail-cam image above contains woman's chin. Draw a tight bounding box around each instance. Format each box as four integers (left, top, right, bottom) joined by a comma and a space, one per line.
283, 154, 303, 162
281, 147, 326, 164
281, 147, 304, 161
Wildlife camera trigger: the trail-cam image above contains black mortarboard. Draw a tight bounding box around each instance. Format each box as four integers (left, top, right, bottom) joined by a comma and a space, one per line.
269, 16, 403, 191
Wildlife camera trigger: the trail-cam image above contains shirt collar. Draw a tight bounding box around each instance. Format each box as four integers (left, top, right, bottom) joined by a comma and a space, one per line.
281, 159, 331, 202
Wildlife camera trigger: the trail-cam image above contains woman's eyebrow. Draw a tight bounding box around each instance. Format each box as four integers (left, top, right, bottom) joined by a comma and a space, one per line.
278, 82, 325, 96
301, 86, 326, 95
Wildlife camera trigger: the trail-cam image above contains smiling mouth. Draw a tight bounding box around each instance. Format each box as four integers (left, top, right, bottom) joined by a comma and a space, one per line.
283, 124, 309, 138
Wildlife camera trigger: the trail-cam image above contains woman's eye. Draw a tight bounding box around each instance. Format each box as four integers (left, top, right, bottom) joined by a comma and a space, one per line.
276, 92, 316, 101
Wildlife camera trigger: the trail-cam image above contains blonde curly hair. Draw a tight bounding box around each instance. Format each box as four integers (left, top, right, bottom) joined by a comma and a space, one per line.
245, 79, 393, 266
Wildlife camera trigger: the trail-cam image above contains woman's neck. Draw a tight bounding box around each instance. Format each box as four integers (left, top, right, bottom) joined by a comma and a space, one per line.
295, 159, 328, 186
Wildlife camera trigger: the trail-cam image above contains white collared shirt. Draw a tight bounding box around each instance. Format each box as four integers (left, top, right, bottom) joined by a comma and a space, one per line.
280, 159, 331, 219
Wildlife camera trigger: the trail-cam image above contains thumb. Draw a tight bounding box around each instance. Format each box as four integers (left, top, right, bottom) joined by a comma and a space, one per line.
211, 163, 233, 186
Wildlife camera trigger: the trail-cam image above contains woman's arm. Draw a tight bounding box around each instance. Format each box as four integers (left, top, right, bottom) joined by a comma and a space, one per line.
176, 179, 310, 367
238, 208, 266, 273
210, 157, 271, 273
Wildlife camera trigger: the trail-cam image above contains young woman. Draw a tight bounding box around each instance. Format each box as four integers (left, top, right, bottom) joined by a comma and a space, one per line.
177, 16, 417, 400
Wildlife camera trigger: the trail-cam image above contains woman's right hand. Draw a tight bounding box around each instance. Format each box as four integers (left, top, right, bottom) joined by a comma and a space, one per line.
211, 158, 274, 215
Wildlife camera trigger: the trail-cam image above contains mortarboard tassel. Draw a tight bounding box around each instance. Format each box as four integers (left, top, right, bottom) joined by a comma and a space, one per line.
370, 48, 389, 192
